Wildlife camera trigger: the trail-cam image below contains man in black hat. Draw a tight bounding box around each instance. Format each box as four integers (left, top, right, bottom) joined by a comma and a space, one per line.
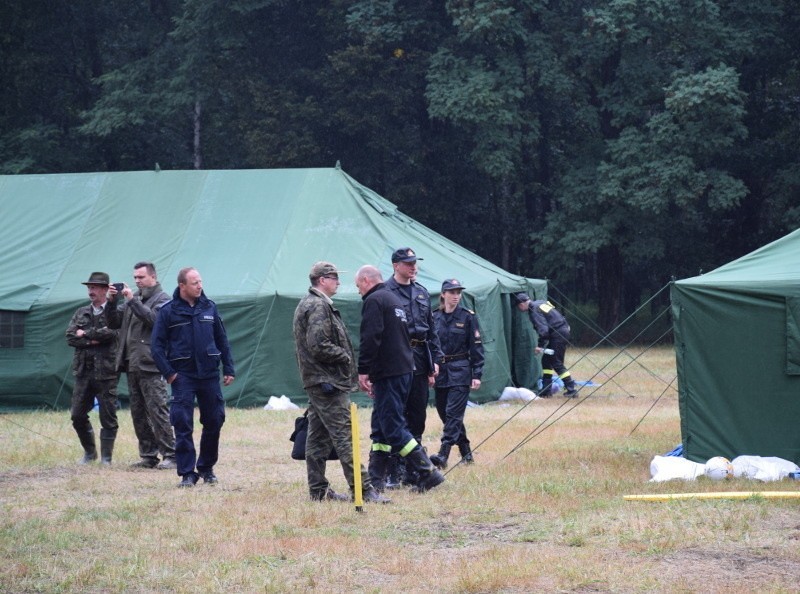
65, 272, 120, 465
514, 292, 578, 397
384, 247, 444, 486
429, 278, 484, 469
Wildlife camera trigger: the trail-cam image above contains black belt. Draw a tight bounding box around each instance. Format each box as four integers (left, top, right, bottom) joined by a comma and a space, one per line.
409, 339, 427, 347
442, 353, 468, 362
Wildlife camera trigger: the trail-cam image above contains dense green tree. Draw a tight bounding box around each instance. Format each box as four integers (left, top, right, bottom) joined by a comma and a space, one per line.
537, 0, 779, 328
1, 0, 798, 330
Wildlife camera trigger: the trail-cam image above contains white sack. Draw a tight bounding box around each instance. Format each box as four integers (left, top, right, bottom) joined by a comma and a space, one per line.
499, 387, 539, 402
263, 395, 300, 410
731, 455, 800, 482
649, 455, 706, 482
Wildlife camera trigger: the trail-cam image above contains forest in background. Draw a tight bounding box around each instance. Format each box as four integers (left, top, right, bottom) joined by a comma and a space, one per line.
2, 0, 798, 330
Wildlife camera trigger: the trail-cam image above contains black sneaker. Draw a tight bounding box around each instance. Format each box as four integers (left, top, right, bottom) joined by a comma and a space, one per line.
200, 471, 218, 485
310, 488, 349, 502
564, 389, 578, 398
178, 473, 198, 488
129, 459, 158, 469
363, 487, 392, 504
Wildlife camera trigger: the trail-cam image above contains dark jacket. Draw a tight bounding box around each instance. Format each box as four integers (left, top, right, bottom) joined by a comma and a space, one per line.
151, 288, 235, 380
433, 305, 485, 388
293, 287, 358, 392
357, 282, 414, 382
527, 300, 571, 347
107, 283, 170, 373
384, 276, 444, 375
65, 303, 118, 380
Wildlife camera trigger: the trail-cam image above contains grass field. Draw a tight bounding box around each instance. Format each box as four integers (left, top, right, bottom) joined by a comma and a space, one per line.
2, 347, 799, 593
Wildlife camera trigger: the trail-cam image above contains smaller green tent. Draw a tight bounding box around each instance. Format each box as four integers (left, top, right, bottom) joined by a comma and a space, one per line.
0, 167, 545, 410
672, 228, 800, 464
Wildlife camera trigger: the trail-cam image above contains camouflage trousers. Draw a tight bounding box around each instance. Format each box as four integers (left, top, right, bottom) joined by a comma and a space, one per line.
128, 370, 175, 462
71, 375, 119, 434
305, 386, 371, 497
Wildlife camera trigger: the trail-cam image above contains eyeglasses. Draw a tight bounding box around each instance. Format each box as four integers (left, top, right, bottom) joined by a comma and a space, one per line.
321, 275, 339, 280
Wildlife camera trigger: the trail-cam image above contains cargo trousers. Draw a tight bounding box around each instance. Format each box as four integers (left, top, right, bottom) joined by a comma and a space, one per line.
305, 385, 372, 497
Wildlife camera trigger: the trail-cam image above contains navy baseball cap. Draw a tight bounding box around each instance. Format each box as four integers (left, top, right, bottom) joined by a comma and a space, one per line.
391, 247, 423, 263
441, 278, 465, 291
513, 292, 531, 304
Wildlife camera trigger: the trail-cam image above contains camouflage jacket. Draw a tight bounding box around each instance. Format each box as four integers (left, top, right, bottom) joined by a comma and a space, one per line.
292, 288, 357, 392
65, 302, 118, 380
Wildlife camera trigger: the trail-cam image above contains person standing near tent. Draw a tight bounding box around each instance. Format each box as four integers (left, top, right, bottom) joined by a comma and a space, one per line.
355, 265, 445, 493
151, 267, 235, 488
429, 279, 484, 469
292, 261, 389, 503
107, 261, 176, 470
514, 292, 578, 398
65, 272, 120, 465
383, 247, 444, 485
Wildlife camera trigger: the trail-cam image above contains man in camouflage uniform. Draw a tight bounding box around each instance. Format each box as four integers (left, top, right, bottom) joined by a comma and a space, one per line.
292, 261, 389, 503
107, 261, 176, 469
65, 272, 119, 465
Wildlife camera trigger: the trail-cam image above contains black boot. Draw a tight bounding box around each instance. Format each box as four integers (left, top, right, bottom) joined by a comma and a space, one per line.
404, 446, 445, 492
430, 444, 451, 470
368, 450, 390, 492
402, 446, 423, 486
384, 454, 404, 489
458, 442, 474, 464
563, 377, 578, 398
100, 428, 116, 466
76, 426, 97, 464
539, 374, 554, 398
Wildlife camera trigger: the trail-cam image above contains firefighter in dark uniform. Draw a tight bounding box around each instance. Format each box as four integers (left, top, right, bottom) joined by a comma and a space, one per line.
514, 292, 578, 397
383, 247, 444, 485
429, 278, 484, 469
356, 265, 445, 494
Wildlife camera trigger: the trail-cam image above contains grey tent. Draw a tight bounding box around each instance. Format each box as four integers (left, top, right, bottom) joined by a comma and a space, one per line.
672, 228, 800, 464
0, 167, 546, 410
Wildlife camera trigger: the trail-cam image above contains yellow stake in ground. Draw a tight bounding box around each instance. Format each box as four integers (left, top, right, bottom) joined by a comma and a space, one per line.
351, 402, 363, 512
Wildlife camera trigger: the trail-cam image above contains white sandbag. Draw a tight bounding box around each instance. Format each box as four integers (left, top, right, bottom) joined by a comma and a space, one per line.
499, 386, 539, 402
649, 455, 706, 482
263, 395, 300, 410
731, 455, 800, 482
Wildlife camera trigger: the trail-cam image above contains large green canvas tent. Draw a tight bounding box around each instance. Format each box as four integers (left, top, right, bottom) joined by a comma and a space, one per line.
0, 167, 545, 410
671, 228, 800, 464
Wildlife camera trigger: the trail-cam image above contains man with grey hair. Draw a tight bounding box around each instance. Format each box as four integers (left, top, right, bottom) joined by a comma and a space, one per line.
355, 265, 444, 493
293, 261, 389, 503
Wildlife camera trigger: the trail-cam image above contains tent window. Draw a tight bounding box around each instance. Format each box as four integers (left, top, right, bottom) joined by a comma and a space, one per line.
0, 311, 25, 348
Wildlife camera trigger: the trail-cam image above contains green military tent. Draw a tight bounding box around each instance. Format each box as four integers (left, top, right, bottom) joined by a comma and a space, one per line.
0, 167, 545, 410
671, 228, 800, 464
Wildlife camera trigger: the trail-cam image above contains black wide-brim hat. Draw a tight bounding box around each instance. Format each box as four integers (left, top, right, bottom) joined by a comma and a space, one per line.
81, 272, 110, 286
